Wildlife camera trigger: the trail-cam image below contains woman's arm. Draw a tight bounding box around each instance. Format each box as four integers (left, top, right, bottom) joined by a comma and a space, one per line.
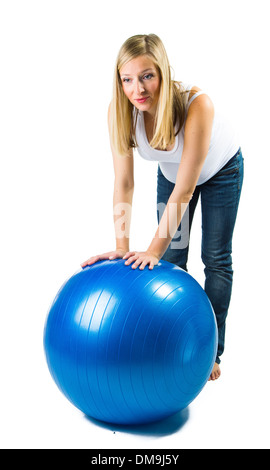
81, 103, 134, 267
124, 93, 214, 269
112, 151, 134, 254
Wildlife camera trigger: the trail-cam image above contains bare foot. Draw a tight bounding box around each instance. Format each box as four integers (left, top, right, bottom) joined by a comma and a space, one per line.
208, 362, 221, 381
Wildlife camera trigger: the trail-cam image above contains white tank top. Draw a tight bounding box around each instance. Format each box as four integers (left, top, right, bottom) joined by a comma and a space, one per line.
134, 83, 239, 185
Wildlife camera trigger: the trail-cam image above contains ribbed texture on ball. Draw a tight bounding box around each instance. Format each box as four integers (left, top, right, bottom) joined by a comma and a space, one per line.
44, 260, 217, 425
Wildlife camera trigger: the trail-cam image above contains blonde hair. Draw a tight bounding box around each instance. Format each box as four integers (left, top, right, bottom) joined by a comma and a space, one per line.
109, 34, 188, 156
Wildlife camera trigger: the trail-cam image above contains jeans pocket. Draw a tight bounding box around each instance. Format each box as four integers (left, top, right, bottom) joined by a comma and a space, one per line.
217, 148, 242, 176
219, 166, 239, 176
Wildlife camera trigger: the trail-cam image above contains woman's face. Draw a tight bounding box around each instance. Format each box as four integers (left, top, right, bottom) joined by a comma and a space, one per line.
119, 55, 161, 115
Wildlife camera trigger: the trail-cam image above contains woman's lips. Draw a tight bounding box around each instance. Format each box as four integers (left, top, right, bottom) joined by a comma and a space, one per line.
135, 97, 149, 103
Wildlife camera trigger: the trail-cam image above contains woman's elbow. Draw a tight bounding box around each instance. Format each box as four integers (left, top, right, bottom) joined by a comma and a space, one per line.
114, 177, 134, 193
173, 186, 195, 204
183, 189, 196, 203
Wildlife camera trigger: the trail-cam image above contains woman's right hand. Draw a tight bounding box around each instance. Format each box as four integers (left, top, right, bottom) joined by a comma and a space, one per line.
81, 249, 127, 268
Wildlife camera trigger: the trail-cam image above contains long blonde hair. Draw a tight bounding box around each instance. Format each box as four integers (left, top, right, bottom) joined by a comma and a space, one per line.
109, 34, 188, 156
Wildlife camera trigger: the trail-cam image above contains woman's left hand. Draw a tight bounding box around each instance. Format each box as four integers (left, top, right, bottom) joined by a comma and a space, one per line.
123, 251, 160, 270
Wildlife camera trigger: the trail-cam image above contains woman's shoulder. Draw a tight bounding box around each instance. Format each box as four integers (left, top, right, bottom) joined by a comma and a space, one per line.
185, 85, 214, 113
185, 86, 214, 125
174, 82, 204, 109
188, 85, 202, 99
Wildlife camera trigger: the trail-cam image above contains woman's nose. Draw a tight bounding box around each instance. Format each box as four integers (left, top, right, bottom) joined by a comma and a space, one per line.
134, 79, 145, 94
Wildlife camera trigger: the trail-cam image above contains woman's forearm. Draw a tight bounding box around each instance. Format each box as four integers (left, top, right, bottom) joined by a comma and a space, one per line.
147, 189, 190, 259
113, 182, 134, 252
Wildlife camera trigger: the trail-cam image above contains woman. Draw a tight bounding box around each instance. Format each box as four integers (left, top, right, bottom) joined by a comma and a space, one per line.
81, 34, 244, 381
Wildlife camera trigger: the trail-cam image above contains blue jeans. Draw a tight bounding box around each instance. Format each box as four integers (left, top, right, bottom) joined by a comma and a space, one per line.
157, 148, 244, 364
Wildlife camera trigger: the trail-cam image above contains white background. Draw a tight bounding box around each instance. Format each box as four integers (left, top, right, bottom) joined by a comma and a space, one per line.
1, 0, 269, 449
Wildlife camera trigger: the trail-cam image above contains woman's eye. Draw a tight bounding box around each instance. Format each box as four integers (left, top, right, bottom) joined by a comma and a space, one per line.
144, 74, 153, 80
122, 74, 153, 84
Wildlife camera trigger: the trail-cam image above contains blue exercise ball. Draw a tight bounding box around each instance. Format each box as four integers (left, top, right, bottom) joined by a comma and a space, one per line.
44, 259, 217, 425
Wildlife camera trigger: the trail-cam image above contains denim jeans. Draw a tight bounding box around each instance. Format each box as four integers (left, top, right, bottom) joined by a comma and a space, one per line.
157, 148, 244, 364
